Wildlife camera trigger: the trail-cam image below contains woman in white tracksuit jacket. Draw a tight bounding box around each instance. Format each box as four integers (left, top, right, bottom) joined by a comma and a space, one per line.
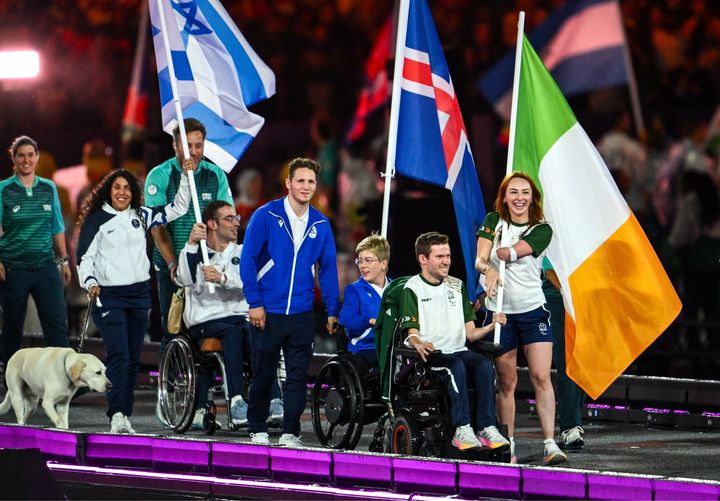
76, 166, 192, 433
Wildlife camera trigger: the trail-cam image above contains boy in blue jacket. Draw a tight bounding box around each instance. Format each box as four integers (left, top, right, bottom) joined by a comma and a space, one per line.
240, 158, 339, 447
339, 233, 391, 369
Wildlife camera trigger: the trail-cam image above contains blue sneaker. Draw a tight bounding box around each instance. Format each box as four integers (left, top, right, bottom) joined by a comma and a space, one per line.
267, 398, 283, 426
231, 399, 248, 426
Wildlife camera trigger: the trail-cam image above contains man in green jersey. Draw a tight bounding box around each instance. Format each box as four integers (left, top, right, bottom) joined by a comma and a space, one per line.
144, 118, 233, 352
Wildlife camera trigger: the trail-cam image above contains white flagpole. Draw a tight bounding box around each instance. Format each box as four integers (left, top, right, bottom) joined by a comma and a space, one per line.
155, 0, 215, 292
380, 0, 410, 238
493, 11, 525, 345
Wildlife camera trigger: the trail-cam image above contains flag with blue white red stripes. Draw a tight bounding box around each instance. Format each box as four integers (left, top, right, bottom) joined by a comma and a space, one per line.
480, 0, 629, 120
149, 0, 275, 172
393, 0, 485, 291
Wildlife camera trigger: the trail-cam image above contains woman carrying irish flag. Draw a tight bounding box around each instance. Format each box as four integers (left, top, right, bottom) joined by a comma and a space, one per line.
475, 171, 567, 467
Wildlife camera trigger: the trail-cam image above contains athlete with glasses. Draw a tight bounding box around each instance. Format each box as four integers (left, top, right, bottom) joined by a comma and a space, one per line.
339, 234, 391, 368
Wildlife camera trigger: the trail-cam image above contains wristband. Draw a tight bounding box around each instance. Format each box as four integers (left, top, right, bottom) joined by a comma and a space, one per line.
404, 332, 420, 348
509, 247, 518, 262
167, 259, 177, 269
56, 256, 70, 266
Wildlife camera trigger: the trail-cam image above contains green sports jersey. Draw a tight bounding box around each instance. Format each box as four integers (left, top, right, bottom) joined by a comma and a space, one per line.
477, 211, 552, 257
0, 175, 64, 269
145, 157, 232, 271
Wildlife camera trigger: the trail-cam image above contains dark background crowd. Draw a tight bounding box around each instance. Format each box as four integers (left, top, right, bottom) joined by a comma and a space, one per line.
0, 0, 718, 379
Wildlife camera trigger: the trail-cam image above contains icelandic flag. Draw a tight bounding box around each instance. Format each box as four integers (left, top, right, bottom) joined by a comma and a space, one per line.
149, 0, 275, 172
480, 0, 629, 120
392, 0, 485, 289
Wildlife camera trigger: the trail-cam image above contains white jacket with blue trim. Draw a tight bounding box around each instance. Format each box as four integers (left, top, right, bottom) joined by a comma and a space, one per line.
76, 175, 190, 290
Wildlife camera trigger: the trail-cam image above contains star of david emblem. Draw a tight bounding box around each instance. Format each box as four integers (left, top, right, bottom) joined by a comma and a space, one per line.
171, 0, 212, 36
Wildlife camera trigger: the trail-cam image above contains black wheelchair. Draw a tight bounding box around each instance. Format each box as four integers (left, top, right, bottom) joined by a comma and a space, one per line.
310, 329, 385, 450
310, 276, 511, 462
158, 333, 234, 435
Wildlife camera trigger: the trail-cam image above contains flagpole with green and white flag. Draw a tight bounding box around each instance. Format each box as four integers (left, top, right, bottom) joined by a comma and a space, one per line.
506, 27, 681, 399
492, 11, 526, 346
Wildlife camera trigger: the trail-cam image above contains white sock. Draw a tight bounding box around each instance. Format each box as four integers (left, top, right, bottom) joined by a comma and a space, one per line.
544, 438, 556, 446
231, 395, 244, 407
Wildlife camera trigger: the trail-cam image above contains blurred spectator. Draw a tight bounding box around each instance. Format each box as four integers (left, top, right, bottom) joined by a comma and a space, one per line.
53, 139, 113, 218
598, 111, 651, 215
234, 168, 265, 239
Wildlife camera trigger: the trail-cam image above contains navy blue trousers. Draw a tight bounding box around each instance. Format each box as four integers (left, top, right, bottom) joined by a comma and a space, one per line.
93, 283, 150, 418
433, 350, 497, 429
247, 311, 314, 435
1, 262, 69, 367
543, 279, 586, 431
190, 316, 251, 400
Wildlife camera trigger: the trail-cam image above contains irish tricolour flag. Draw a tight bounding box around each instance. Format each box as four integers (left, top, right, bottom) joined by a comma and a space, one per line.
512, 36, 681, 399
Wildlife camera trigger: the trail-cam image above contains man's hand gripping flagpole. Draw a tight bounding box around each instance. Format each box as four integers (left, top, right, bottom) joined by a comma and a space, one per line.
492, 11, 526, 345
154, 0, 215, 292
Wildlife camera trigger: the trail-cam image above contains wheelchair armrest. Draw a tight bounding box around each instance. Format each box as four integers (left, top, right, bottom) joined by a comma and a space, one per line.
395, 347, 421, 359
395, 347, 443, 365
474, 340, 504, 354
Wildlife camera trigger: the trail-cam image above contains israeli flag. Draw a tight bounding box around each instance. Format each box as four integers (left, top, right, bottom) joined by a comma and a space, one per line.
149, 0, 275, 172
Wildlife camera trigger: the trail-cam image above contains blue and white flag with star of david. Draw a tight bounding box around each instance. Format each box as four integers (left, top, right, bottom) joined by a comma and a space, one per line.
149, 0, 275, 172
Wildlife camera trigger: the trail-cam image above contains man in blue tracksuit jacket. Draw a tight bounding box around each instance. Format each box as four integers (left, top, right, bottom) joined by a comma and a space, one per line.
240, 157, 339, 447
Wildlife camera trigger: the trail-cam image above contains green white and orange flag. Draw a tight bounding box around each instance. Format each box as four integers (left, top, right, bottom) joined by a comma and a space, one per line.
511, 36, 681, 399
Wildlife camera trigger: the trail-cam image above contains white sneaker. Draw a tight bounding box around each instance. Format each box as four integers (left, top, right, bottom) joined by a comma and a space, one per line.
191, 408, 222, 431
123, 415, 136, 434
250, 432, 270, 445
278, 433, 303, 448
267, 398, 283, 426
558, 426, 585, 450
543, 439, 568, 466
451, 424, 483, 451
110, 412, 130, 434
477, 425, 510, 449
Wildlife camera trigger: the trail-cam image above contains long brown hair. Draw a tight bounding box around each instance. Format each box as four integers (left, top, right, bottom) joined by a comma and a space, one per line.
494, 172, 545, 227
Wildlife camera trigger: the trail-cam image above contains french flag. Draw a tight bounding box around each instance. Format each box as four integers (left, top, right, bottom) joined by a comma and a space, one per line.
480, 0, 629, 120
149, 0, 275, 172
391, 0, 485, 290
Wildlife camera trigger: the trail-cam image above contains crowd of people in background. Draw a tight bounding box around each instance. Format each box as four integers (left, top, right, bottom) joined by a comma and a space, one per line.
0, 0, 718, 378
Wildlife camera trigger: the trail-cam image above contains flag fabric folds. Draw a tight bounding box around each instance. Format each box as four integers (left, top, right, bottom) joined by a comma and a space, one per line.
148, 0, 275, 172
481, 0, 628, 120
392, 0, 485, 290
345, 16, 392, 144
512, 36, 681, 399
122, 1, 150, 144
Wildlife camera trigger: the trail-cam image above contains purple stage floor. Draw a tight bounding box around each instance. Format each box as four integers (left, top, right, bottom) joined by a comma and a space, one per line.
1, 389, 719, 500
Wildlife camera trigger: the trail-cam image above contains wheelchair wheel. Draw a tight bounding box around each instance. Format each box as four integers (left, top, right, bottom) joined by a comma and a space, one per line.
343, 357, 368, 450
158, 336, 198, 434
391, 415, 422, 455
311, 360, 358, 449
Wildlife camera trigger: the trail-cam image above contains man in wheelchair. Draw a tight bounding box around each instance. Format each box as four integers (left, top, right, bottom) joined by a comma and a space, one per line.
399, 232, 509, 452
176, 201, 251, 428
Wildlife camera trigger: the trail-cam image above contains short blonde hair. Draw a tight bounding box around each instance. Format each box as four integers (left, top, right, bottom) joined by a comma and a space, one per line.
355, 233, 390, 262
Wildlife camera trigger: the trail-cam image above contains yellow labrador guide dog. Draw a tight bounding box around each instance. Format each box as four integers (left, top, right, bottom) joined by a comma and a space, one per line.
0, 347, 111, 429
